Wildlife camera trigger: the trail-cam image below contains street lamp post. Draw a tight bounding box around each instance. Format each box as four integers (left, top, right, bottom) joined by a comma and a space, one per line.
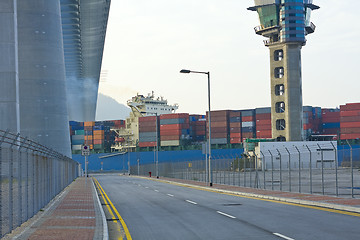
180, 69, 212, 187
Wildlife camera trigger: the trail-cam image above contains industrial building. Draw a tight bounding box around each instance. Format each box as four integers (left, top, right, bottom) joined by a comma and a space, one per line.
248, 0, 319, 142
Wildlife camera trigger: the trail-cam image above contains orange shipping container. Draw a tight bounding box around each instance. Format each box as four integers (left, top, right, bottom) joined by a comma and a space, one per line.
84, 121, 95, 127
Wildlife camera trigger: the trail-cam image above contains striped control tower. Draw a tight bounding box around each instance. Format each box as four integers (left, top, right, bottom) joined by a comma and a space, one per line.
248, 0, 319, 141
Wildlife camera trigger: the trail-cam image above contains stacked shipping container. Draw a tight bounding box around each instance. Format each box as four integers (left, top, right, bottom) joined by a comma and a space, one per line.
241, 110, 256, 140
138, 116, 158, 148
340, 103, 360, 140
303, 106, 321, 139
322, 109, 340, 135
189, 114, 206, 142
255, 107, 272, 138
229, 111, 241, 144
160, 113, 190, 146
206, 110, 229, 145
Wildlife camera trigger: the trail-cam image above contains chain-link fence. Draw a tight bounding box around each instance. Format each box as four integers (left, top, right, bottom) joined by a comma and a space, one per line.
130, 144, 360, 199
0, 130, 79, 238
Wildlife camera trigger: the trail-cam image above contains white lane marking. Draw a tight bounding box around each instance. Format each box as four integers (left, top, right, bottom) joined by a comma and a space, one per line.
273, 233, 295, 240
145, 187, 149, 189
167, 194, 174, 197
154, 190, 159, 192
185, 200, 198, 205
216, 211, 236, 219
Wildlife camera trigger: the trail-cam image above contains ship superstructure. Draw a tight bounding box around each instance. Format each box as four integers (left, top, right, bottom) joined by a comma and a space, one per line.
127, 91, 179, 117
111, 92, 178, 152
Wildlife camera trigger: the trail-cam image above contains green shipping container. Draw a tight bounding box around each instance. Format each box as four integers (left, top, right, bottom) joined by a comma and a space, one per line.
75, 130, 85, 135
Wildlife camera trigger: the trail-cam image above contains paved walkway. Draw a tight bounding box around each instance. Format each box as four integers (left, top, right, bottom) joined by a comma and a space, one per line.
151, 176, 360, 213
4, 177, 105, 240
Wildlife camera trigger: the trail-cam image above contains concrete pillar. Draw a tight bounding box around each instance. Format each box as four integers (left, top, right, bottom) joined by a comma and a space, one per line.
0, 0, 20, 133
270, 43, 303, 141
17, 0, 71, 156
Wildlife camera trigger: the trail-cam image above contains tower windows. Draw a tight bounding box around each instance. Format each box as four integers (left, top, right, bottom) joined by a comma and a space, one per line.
275, 102, 285, 113
274, 67, 284, 78
274, 50, 283, 61
275, 84, 285, 96
276, 119, 286, 130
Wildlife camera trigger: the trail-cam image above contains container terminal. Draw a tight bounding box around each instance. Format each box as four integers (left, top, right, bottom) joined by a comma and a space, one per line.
69, 92, 360, 155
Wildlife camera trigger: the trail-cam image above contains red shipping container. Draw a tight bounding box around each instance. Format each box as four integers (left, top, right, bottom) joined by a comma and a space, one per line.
256, 113, 271, 120
242, 132, 254, 139
160, 113, 189, 119
341, 128, 360, 134
230, 132, 241, 138
139, 126, 157, 132
139, 121, 157, 127
209, 127, 228, 133
340, 111, 360, 117
230, 138, 242, 144
161, 130, 183, 136
230, 127, 241, 133
206, 116, 228, 122
196, 130, 206, 135
207, 122, 228, 128
340, 103, 360, 111
322, 117, 340, 123
340, 134, 360, 140
93, 139, 104, 145
139, 142, 156, 147
206, 110, 229, 117
340, 116, 360, 122
242, 116, 254, 122
139, 116, 157, 122
340, 122, 360, 128
230, 122, 241, 128
229, 111, 241, 117
256, 125, 272, 131
211, 133, 227, 138
256, 119, 271, 125
160, 124, 189, 131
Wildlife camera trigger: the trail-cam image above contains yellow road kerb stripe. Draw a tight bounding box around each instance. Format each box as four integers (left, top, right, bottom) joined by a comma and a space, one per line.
93, 178, 132, 240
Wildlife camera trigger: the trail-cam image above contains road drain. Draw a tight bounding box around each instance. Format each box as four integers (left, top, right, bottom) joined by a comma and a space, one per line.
222, 203, 242, 206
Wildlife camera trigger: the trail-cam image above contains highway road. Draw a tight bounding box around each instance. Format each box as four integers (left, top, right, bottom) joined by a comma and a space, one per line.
95, 174, 360, 240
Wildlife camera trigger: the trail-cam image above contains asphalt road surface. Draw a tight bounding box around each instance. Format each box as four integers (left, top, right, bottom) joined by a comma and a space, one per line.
95, 174, 360, 240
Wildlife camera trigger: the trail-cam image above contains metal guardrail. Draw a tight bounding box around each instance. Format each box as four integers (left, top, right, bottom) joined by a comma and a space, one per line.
0, 130, 79, 238
131, 146, 360, 199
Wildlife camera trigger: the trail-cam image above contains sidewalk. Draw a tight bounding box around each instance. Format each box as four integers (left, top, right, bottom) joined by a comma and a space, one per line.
4, 177, 106, 240
150, 176, 360, 214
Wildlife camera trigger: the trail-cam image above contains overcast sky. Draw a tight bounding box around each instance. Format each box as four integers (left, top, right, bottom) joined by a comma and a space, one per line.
98, 0, 360, 115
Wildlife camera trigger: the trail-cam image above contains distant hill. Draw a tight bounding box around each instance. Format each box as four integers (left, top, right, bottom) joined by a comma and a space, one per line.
95, 93, 131, 121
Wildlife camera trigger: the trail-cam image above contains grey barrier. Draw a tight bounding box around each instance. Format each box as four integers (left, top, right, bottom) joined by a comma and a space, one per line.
130, 146, 360, 199
0, 130, 79, 238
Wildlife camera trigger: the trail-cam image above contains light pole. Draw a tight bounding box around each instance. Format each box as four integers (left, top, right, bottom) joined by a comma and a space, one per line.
180, 69, 212, 186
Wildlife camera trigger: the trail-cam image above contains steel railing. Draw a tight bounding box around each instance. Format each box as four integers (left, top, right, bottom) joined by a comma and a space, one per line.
0, 130, 79, 238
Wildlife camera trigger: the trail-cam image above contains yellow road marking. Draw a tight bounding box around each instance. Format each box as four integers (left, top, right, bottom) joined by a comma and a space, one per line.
93, 178, 123, 240
134, 176, 360, 218
94, 178, 132, 240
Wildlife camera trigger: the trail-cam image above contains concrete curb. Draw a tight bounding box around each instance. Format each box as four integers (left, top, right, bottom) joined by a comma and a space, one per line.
92, 179, 109, 240
139, 176, 360, 214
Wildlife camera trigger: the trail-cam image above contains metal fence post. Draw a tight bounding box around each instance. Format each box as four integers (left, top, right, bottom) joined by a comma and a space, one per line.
284, 147, 291, 192
261, 151, 266, 190
276, 149, 282, 191
346, 140, 354, 198
294, 146, 301, 193
305, 145, 313, 194
317, 144, 325, 195
8, 133, 19, 231
268, 150, 274, 190
330, 142, 338, 196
